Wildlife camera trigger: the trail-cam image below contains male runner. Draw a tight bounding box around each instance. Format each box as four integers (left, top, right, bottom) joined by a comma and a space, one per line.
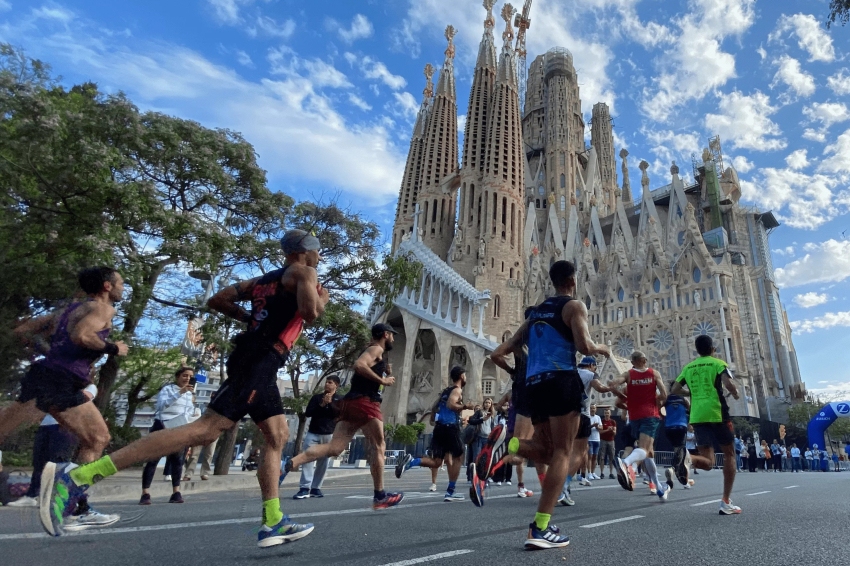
597, 408, 617, 479
281, 323, 404, 510
608, 351, 669, 500
0, 267, 128, 531
670, 334, 741, 515
476, 260, 610, 550
663, 387, 690, 488
396, 366, 472, 501
40, 230, 328, 546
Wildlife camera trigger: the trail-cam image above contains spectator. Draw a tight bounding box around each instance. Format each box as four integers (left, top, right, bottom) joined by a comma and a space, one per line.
183, 391, 221, 482
465, 403, 483, 482
473, 398, 497, 468
760, 440, 770, 471
820, 449, 829, 472
597, 408, 617, 479
832, 451, 840, 472
789, 444, 801, 472
804, 447, 813, 471
733, 435, 744, 471
769, 439, 782, 472
491, 402, 512, 485
685, 424, 699, 475
780, 443, 788, 471
586, 404, 602, 480
292, 375, 342, 499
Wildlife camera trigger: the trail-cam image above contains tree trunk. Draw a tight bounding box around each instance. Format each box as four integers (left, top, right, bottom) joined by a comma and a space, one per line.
214, 424, 239, 475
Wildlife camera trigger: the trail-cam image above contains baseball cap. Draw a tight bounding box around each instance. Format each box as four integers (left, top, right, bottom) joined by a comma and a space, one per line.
280, 229, 321, 254
579, 356, 597, 367
371, 323, 398, 338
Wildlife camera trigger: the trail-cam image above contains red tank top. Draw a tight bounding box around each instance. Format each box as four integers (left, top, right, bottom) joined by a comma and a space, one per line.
626, 368, 660, 420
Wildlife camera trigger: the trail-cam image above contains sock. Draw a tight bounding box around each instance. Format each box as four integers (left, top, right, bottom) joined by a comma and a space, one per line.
644, 458, 661, 491
624, 448, 647, 467
534, 512, 551, 530
374, 490, 385, 500
262, 498, 283, 527
508, 437, 520, 455
537, 472, 546, 484
518, 482, 524, 489
563, 474, 572, 492
69, 456, 117, 487
410, 457, 421, 467
447, 481, 456, 495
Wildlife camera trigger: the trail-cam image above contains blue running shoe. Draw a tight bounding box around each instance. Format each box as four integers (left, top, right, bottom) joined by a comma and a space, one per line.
258, 516, 314, 548
395, 454, 413, 479
39, 462, 88, 537
525, 522, 570, 550
279, 457, 293, 486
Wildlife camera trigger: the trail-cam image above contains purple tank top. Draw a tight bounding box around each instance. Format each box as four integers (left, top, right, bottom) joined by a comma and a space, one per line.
39, 301, 111, 381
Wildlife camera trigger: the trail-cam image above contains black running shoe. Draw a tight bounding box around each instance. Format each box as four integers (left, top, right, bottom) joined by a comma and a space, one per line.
475, 424, 507, 482
673, 447, 689, 485
469, 464, 485, 508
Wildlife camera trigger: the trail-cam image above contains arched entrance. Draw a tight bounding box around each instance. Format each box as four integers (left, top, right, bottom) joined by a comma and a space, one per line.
807, 401, 850, 450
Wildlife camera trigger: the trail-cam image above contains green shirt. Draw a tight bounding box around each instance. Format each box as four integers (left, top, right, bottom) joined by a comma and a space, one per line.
675, 356, 730, 424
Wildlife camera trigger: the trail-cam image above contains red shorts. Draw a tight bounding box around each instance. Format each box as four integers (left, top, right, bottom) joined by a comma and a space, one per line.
339, 396, 383, 430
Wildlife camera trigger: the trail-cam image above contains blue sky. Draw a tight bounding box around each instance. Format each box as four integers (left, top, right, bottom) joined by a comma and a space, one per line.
3, 0, 850, 396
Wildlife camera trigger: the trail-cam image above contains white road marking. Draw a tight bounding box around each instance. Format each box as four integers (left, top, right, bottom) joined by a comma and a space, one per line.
376, 550, 473, 566
784, 486, 798, 489
580, 515, 643, 528
746, 491, 771, 496
691, 499, 722, 507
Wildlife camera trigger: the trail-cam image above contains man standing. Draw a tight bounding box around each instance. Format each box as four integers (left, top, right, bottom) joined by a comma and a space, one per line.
292, 375, 342, 499
476, 260, 610, 550
281, 323, 404, 510
790, 444, 801, 472
734, 435, 744, 472
770, 439, 782, 472
396, 366, 473, 501
671, 334, 741, 515
597, 409, 617, 480
586, 404, 602, 480
41, 230, 328, 546
805, 447, 813, 471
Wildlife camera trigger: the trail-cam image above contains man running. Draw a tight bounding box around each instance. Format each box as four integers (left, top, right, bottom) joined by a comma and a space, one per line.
40, 230, 328, 546
0, 266, 128, 531
670, 334, 741, 515
608, 351, 669, 501
476, 260, 610, 550
396, 366, 472, 501
281, 323, 404, 510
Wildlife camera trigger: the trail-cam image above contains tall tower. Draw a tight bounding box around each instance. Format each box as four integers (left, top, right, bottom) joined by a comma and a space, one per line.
591, 102, 617, 212
416, 26, 459, 261
391, 65, 434, 253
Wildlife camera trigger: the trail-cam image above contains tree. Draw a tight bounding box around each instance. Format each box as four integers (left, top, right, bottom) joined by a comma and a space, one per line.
827, 0, 850, 27
112, 342, 184, 430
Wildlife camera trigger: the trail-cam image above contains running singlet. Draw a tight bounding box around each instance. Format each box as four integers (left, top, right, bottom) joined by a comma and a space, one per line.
525, 296, 576, 382
346, 353, 386, 403
664, 394, 689, 428
626, 368, 660, 420
244, 266, 302, 355
434, 386, 461, 426
675, 356, 730, 424
40, 300, 110, 382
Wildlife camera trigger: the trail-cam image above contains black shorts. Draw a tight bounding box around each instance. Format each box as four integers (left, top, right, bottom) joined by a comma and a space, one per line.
693, 421, 735, 448
17, 363, 90, 413
209, 346, 287, 424
511, 376, 531, 418
576, 414, 591, 440
666, 426, 687, 448
430, 424, 465, 459
527, 371, 583, 424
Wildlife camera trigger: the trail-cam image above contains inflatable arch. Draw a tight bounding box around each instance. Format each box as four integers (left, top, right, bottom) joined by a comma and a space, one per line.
807, 401, 850, 450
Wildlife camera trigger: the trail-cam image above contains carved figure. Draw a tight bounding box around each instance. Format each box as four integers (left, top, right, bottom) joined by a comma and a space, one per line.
444, 25, 457, 60
617, 308, 624, 323
423, 63, 435, 99
478, 237, 486, 260
694, 290, 701, 309
653, 299, 660, 316
639, 160, 650, 193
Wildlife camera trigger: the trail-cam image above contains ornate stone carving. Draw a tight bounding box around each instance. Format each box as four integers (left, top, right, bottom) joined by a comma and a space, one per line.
693, 290, 701, 309
548, 192, 556, 205
444, 25, 457, 61
483, 0, 496, 30
500, 3, 516, 47
478, 237, 486, 260
639, 160, 650, 193
653, 298, 660, 316
423, 63, 435, 99
670, 161, 679, 176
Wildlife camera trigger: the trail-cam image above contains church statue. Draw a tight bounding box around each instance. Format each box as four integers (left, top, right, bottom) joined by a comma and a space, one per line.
694, 290, 701, 309
653, 299, 660, 316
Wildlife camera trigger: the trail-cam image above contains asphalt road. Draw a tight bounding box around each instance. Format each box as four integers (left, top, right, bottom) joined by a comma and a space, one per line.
1, 467, 847, 566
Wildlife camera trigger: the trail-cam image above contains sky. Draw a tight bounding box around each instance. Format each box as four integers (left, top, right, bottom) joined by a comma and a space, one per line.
2, 0, 850, 396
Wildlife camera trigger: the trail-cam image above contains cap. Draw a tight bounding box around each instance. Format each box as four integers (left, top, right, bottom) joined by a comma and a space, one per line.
579, 356, 597, 367
371, 323, 398, 338
280, 229, 321, 254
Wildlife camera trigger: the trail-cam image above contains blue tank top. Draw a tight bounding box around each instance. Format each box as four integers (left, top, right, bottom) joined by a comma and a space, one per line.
665, 394, 689, 428
40, 301, 110, 381
525, 296, 576, 382
434, 386, 461, 426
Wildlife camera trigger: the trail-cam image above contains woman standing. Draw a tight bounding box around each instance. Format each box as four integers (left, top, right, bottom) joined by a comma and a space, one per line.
746, 438, 757, 472
139, 366, 197, 505
760, 440, 770, 471
473, 398, 497, 465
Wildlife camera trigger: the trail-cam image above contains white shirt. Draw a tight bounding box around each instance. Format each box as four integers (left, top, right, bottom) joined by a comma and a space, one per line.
155, 384, 196, 421
805, 450, 813, 459
791, 447, 801, 457
588, 414, 602, 442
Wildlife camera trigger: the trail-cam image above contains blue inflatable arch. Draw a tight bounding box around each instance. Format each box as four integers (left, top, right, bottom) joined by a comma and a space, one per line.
807, 401, 850, 450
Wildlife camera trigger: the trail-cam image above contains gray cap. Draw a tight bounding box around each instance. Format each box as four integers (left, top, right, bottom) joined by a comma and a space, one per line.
280, 229, 320, 254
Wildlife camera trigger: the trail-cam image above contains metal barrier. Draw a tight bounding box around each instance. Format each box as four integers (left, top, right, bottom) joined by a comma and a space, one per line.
384, 450, 405, 467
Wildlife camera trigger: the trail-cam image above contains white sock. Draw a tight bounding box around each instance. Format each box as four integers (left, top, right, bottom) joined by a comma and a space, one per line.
644, 458, 661, 490
624, 448, 647, 467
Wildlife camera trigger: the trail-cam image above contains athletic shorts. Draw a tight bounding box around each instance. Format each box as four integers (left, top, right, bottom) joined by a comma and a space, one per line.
210, 346, 287, 424
693, 421, 734, 448
511, 376, 531, 418
576, 414, 592, 439
629, 417, 661, 440
338, 396, 383, 430
430, 423, 464, 459
527, 371, 583, 424
17, 363, 90, 413
587, 440, 600, 454
665, 426, 687, 448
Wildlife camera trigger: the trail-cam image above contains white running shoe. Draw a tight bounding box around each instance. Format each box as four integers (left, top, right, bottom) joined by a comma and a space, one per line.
64, 509, 121, 532
557, 491, 575, 506
719, 500, 741, 515
7, 496, 38, 507
578, 478, 592, 486
505, 480, 512, 486
164, 475, 171, 482
517, 487, 534, 498
429, 483, 437, 492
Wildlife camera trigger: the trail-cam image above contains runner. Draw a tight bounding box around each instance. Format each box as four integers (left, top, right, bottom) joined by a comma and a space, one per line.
608, 351, 669, 501
39, 230, 328, 546
0, 266, 128, 531
395, 366, 473, 501
280, 322, 404, 511
670, 334, 741, 515
476, 260, 610, 550
662, 386, 690, 489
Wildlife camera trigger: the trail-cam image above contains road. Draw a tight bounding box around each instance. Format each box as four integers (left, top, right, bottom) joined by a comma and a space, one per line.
1, 467, 847, 565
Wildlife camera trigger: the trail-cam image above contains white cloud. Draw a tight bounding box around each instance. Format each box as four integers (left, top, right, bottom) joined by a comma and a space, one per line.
206, 0, 247, 25
769, 13, 835, 63
642, 128, 701, 170
348, 93, 371, 111
803, 101, 850, 129
705, 90, 786, 152
343, 53, 406, 90
235, 50, 253, 67
247, 15, 295, 39
457, 113, 466, 134
803, 128, 827, 143
771, 55, 815, 98
742, 168, 844, 229
775, 239, 850, 287
756, 46, 767, 60
268, 48, 351, 88
732, 155, 754, 173
392, 91, 419, 120
785, 149, 809, 170
329, 14, 373, 44
0, 1, 10, 12
791, 311, 850, 333
32, 5, 75, 22
819, 128, 850, 176
772, 245, 795, 256
793, 292, 830, 308
827, 69, 850, 96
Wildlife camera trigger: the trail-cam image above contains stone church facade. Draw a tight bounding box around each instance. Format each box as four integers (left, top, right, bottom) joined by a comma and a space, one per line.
372, 1, 805, 425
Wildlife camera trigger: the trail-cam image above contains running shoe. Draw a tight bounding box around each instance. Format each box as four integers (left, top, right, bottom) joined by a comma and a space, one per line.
469, 464, 485, 508
719, 499, 742, 515
615, 457, 633, 491
557, 491, 575, 506
525, 523, 570, 550
395, 454, 413, 479
495, 482, 503, 486
429, 483, 437, 492
257, 516, 314, 548
656, 484, 668, 501
163, 475, 171, 482
608, 473, 615, 479
578, 477, 592, 486
673, 447, 689, 485
63, 508, 120, 532
169, 492, 184, 503
649, 482, 656, 495
139, 493, 151, 505
278, 457, 293, 486
665, 467, 675, 490
293, 488, 310, 500
7, 496, 37, 507
372, 492, 404, 510
505, 480, 512, 486
444, 492, 464, 502
475, 424, 507, 481
309, 489, 323, 498
39, 462, 89, 537
517, 487, 534, 498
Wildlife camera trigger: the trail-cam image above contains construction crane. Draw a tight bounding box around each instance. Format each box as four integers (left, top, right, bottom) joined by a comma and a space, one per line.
514, 0, 532, 114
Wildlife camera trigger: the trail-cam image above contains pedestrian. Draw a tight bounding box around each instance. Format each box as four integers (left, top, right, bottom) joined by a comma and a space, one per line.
586, 404, 603, 480
670, 334, 742, 515
770, 439, 782, 472
833, 451, 840, 472
46, 230, 329, 546
291, 375, 342, 499
804, 447, 813, 471
790, 444, 801, 472
733, 435, 744, 471
139, 366, 198, 505
685, 425, 699, 475
820, 449, 829, 472
780, 443, 789, 471
597, 408, 617, 480
761, 441, 770, 471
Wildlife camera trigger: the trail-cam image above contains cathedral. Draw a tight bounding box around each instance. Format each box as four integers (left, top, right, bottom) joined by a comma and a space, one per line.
371, 0, 806, 425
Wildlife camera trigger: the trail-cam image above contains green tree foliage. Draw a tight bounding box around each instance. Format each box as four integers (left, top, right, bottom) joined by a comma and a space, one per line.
384, 422, 426, 447
827, 0, 850, 27
787, 402, 850, 444
112, 342, 184, 430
